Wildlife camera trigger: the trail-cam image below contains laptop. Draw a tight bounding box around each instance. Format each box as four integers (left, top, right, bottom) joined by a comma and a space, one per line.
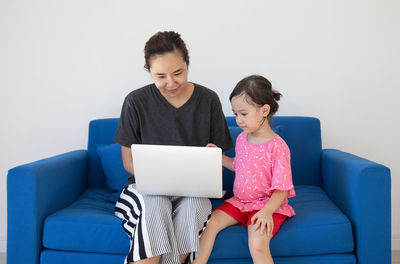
131, 144, 224, 198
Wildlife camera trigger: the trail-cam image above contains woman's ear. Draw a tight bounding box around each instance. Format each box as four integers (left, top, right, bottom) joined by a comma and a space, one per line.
262, 104, 271, 117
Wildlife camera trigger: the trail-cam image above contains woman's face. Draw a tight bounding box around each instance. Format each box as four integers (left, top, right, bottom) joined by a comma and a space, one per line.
149, 51, 189, 100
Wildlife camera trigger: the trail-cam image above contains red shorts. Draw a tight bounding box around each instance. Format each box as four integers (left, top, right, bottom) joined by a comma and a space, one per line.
216, 202, 287, 237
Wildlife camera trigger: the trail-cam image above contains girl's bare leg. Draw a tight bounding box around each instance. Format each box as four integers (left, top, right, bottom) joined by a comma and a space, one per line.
247, 224, 273, 264
192, 210, 238, 264
179, 253, 189, 263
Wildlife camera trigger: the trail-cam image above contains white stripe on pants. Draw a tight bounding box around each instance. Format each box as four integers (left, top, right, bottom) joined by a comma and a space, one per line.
115, 184, 212, 264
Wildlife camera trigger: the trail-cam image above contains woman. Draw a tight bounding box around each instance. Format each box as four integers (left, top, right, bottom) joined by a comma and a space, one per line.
114, 31, 233, 264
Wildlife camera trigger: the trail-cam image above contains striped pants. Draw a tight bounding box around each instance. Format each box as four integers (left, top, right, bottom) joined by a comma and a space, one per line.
115, 184, 212, 264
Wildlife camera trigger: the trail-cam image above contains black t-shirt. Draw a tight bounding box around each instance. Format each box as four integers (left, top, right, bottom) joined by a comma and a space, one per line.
115, 82, 233, 156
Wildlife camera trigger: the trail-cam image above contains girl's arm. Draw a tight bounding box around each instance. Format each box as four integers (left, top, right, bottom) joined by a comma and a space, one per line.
222, 155, 234, 171
261, 190, 289, 215
206, 143, 234, 171
121, 145, 135, 176
251, 190, 289, 236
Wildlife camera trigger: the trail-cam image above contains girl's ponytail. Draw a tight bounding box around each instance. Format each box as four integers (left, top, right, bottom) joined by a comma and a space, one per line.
273, 91, 281, 101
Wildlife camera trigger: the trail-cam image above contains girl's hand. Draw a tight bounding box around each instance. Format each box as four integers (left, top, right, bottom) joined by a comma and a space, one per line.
206, 143, 218, 148
250, 210, 274, 237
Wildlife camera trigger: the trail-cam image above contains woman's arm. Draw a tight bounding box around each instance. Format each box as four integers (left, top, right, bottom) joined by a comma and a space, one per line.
121, 146, 135, 176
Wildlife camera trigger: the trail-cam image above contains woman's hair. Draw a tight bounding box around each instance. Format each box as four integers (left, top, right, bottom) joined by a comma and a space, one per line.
229, 75, 282, 118
144, 31, 189, 71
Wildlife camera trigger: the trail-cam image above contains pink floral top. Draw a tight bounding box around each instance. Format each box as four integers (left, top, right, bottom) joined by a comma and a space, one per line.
225, 132, 295, 217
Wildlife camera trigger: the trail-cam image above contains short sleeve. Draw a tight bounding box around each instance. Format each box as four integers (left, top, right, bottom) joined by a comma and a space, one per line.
268, 140, 295, 198
209, 95, 234, 152
114, 96, 141, 147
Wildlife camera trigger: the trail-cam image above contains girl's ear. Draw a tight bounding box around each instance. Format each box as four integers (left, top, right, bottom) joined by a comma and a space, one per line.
262, 104, 271, 117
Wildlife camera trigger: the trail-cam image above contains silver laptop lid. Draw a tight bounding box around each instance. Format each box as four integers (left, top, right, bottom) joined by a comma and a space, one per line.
131, 144, 223, 198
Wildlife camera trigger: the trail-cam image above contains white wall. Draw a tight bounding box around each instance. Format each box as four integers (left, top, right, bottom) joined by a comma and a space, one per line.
1, 0, 399, 252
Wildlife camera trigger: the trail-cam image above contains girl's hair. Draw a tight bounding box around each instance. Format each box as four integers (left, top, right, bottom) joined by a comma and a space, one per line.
144, 31, 189, 71
229, 75, 282, 118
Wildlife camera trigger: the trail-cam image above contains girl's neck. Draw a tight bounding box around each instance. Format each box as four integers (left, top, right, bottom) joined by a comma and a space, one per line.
247, 121, 276, 145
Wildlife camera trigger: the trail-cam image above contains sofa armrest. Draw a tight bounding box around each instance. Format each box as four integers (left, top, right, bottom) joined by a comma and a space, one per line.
7, 150, 88, 264
322, 149, 391, 264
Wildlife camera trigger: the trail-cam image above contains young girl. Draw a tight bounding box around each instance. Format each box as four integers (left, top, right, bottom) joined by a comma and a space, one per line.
194, 75, 295, 264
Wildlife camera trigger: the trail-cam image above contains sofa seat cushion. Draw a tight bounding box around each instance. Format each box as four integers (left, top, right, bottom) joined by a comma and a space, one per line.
40, 250, 125, 264
43, 188, 129, 254
44, 186, 353, 257
209, 185, 354, 260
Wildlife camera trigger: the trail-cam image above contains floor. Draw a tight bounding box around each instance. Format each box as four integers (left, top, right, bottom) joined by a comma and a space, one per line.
0, 251, 399, 263
394, 250, 400, 264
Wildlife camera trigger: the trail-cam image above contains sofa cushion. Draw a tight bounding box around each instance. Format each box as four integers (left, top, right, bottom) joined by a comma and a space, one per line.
41, 250, 125, 264
209, 185, 354, 259
43, 189, 129, 254
43, 186, 353, 258
225, 116, 323, 186
97, 144, 130, 192
40, 250, 356, 264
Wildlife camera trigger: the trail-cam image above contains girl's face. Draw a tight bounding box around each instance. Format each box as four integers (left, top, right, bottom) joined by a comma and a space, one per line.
231, 93, 270, 134
149, 50, 189, 100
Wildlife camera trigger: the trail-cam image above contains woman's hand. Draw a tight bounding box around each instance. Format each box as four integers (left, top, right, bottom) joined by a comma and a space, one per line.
250, 209, 274, 237
206, 143, 218, 148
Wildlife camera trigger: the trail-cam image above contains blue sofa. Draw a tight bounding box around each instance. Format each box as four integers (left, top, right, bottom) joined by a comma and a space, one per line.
7, 116, 391, 264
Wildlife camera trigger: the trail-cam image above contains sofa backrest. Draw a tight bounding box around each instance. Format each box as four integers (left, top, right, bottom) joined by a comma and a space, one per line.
87, 118, 120, 188
223, 116, 322, 195
87, 116, 322, 189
